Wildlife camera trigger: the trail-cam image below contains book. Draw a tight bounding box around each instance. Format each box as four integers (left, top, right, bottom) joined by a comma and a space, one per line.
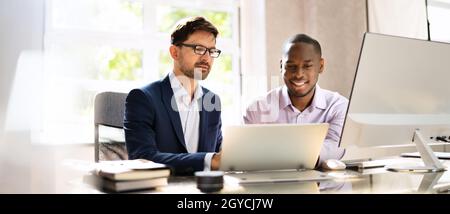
96, 159, 171, 181
101, 177, 168, 192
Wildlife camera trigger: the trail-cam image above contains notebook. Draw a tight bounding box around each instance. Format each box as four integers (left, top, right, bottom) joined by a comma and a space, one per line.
96, 159, 170, 181
101, 177, 168, 192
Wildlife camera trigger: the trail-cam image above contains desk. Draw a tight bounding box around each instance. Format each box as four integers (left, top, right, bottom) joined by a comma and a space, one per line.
1, 140, 449, 194
155, 168, 450, 194
78, 160, 450, 194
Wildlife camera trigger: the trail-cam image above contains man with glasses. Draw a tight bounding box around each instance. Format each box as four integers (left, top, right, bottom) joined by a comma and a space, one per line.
124, 17, 222, 175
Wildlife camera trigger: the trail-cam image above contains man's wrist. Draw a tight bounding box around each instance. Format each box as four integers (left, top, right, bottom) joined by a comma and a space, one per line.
203, 152, 215, 171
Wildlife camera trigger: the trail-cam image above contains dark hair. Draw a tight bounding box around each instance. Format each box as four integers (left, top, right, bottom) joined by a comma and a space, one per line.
283, 34, 322, 56
171, 17, 219, 45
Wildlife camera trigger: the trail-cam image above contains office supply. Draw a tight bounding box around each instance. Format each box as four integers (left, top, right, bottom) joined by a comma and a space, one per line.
322, 159, 346, 171
96, 159, 170, 181
220, 123, 329, 171
101, 177, 168, 192
343, 158, 397, 169
340, 33, 450, 172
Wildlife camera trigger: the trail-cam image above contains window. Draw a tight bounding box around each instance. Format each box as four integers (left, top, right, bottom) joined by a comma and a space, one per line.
428, 0, 450, 42
44, 0, 240, 144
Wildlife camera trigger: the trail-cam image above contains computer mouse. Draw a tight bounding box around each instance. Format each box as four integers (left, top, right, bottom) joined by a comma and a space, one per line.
322, 159, 346, 171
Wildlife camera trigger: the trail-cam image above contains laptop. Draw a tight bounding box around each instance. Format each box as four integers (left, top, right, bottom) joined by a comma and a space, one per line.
219, 123, 332, 183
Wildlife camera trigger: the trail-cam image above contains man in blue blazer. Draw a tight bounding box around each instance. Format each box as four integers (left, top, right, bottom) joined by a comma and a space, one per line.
124, 17, 222, 175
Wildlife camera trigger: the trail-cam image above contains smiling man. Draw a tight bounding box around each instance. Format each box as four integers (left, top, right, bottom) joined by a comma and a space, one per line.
243, 34, 348, 165
124, 17, 222, 175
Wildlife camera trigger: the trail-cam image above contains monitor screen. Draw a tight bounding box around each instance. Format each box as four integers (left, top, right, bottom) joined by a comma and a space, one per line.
340, 33, 450, 152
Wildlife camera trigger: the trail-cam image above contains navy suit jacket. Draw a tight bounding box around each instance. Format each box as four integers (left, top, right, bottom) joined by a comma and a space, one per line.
124, 75, 222, 174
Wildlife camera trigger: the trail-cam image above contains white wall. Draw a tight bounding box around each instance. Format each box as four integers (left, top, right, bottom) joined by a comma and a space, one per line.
264, 0, 367, 98
240, 0, 268, 110
0, 0, 44, 133
264, 0, 305, 92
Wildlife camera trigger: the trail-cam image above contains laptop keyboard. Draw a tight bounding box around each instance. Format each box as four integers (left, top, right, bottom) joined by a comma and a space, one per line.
224, 170, 331, 184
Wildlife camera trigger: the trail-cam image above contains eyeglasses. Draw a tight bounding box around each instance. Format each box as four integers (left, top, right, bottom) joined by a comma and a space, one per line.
178, 43, 221, 58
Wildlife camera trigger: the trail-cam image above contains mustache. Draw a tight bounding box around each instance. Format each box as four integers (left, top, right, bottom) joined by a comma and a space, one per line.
195, 62, 210, 69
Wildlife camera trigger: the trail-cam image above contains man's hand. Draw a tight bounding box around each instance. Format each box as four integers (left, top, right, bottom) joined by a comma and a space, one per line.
211, 151, 222, 170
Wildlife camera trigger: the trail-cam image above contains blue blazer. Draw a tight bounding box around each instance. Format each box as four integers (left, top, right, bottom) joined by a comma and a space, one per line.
124, 75, 222, 174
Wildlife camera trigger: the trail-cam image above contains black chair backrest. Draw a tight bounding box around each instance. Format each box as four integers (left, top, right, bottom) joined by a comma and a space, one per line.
94, 91, 128, 162
94, 92, 127, 128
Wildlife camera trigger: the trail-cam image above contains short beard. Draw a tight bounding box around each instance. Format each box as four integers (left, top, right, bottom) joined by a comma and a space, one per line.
182, 67, 209, 80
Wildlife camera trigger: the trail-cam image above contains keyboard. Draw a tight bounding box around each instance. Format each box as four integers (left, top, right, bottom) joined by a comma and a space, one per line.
224, 169, 331, 184
343, 159, 392, 169
401, 152, 450, 160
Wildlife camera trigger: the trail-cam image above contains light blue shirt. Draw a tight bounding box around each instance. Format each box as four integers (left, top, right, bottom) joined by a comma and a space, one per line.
169, 72, 214, 170
243, 85, 348, 163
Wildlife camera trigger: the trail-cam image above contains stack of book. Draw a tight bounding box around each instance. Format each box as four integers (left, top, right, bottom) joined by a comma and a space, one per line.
94, 159, 171, 192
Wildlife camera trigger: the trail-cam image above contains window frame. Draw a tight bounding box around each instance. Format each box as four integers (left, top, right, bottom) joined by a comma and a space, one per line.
427, 0, 450, 43
43, 0, 241, 144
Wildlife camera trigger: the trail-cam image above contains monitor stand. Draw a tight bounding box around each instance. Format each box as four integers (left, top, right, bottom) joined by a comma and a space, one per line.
417, 172, 444, 193
386, 129, 446, 172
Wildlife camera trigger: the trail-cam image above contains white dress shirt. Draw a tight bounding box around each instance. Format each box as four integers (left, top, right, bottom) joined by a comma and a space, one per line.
169, 72, 214, 170
243, 85, 348, 163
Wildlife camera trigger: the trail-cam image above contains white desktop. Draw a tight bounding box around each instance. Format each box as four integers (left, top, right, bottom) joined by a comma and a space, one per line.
340, 33, 450, 172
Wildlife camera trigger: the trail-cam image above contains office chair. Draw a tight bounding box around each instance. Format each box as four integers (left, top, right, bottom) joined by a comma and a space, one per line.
94, 91, 128, 162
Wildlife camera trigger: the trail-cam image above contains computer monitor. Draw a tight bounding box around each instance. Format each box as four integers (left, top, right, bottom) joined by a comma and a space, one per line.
340, 33, 450, 172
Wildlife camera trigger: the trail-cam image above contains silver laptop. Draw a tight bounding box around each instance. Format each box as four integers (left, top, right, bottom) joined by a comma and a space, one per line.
219, 123, 332, 183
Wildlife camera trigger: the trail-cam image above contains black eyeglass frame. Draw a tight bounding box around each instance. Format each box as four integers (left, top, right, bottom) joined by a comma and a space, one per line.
177, 43, 222, 58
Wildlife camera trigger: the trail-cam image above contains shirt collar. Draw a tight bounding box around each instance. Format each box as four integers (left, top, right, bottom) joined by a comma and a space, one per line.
169, 71, 203, 102
311, 85, 327, 110
281, 84, 327, 111
280, 85, 292, 109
